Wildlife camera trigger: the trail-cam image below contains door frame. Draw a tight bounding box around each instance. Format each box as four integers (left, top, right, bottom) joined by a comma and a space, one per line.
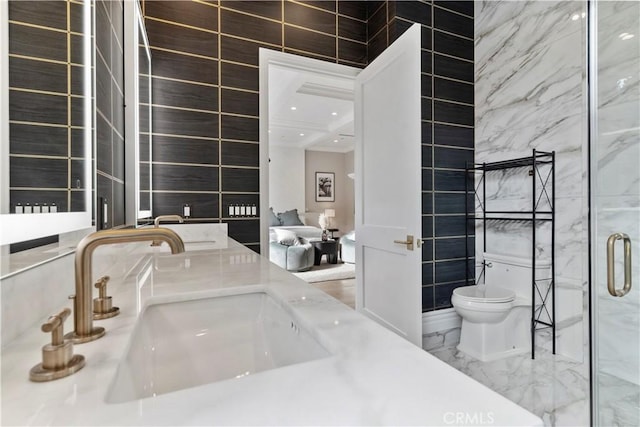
258, 49, 361, 256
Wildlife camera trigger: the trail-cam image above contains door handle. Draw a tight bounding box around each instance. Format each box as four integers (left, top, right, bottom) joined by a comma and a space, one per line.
606, 233, 632, 297
393, 235, 414, 251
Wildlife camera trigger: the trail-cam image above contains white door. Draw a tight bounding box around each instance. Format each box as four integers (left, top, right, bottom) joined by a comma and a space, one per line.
354, 24, 422, 346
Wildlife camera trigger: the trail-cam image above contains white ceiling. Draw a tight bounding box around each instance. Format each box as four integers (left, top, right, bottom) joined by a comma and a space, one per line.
268, 65, 355, 153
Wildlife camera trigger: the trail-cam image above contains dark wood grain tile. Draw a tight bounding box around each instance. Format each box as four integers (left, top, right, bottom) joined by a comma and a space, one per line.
422, 192, 433, 215
422, 284, 435, 311
145, 19, 217, 58
112, 133, 125, 181
221, 141, 259, 167
9, 57, 66, 94
145, 1, 218, 31
221, 1, 281, 20
70, 159, 87, 190
434, 30, 473, 60
434, 123, 474, 148
152, 164, 219, 192
422, 143, 433, 167
367, 27, 387, 63
338, 38, 367, 64
284, 25, 336, 58
434, 169, 467, 192
285, 1, 336, 35
96, 2, 111, 65
10, 157, 68, 188
422, 121, 433, 144
435, 281, 467, 308
221, 62, 259, 91
221, 115, 258, 141
435, 237, 470, 260
434, 214, 467, 237
390, 19, 432, 50
71, 65, 86, 96
434, 6, 473, 39
434, 192, 467, 214
9, 1, 67, 30
434, 1, 474, 18
70, 34, 85, 65
71, 128, 86, 158
297, 1, 336, 13
220, 9, 281, 46
220, 36, 272, 66
112, 181, 125, 227
434, 53, 473, 82
434, 77, 473, 104
433, 146, 473, 169
152, 135, 219, 165
153, 106, 219, 138
396, 1, 432, 26
151, 49, 218, 85
227, 219, 260, 243
70, 1, 84, 33
422, 97, 432, 121
153, 78, 218, 112
221, 167, 259, 192
96, 114, 112, 175
96, 56, 111, 122
434, 100, 473, 126
110, 86, 125, 132
221, 89, 259, 117
338, 15, 367, 42
10, 123, 68, 157
367, 3, 387, 40
422, 261, 434, 285
9, 23, 66, 62
9, 90, 67, 125
152, 192, 219, 218
338, 1, 367, 21
97, 174, 113, 229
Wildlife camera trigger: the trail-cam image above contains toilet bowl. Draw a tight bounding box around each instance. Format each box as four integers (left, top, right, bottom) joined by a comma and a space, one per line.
451, 253, 549, 362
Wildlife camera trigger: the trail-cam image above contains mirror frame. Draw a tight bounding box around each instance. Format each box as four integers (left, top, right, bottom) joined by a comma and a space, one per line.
0, 0, 93, 245
124, 1, 152, 225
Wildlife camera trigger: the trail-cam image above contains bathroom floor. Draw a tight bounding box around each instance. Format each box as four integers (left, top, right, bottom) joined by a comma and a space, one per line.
430, 346, 590, 426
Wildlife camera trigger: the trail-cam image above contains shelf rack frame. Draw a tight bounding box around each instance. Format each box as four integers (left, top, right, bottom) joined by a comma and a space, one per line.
465, 149, 555, 359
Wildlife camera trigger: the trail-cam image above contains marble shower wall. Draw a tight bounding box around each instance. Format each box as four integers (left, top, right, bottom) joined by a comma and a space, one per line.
474, 1, 588, 361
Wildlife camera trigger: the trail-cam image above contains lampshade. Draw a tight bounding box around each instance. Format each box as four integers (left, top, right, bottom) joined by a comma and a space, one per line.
324, 208, 335, 218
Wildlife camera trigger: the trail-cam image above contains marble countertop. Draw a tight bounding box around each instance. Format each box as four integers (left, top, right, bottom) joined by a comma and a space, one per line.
1, 238, 543, 426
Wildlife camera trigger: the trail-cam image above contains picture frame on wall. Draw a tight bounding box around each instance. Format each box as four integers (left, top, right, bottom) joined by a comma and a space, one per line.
315, 172, 335, 202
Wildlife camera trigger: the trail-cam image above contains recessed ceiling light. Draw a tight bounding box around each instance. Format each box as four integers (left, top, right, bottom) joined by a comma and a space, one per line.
620, 33, 635, 40
333, 139, 338, 143
331, 112, 337, 116
571, 13, 580, 21
291, 106, 297, 110
299, 133, 305, 136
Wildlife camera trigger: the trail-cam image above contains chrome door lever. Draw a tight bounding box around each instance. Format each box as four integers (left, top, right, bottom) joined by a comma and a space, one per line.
606, 233, 632, 297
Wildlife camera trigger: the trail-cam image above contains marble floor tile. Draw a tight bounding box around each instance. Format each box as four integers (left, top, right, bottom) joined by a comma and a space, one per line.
429, 346, 589, 426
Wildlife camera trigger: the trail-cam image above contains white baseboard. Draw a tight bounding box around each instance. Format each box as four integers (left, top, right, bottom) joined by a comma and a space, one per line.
422, 308, 461, 335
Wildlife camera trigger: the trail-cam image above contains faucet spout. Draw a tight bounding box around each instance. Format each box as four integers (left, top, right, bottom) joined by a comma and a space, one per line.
66, 228, 185, 343
151, 215, 184, 246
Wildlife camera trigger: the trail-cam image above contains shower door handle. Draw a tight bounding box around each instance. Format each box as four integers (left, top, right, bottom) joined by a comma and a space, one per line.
606, 233, 632, 297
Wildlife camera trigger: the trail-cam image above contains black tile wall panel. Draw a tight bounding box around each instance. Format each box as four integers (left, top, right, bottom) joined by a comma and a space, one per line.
338, 15, 367, 43
435, 281, 466, 308
434, 215, 467, 237
9, 124, 68, 157
220, 115, 259, 142
222, 194, 260, 217
71, 97, 87, 128
153, 136, 219, 165
153, 192, 219, 218
96, 2, 111, 64
221, 168, 260, 193
422, 262, 434, 285
367, 1, 385, 16
434, 192, 469, 214
422, 239, 434, 262
422, 285, 435, 311
390, 19, 432, 50
285, 48, 334, 64
145, 19, 218, 57
422, 192, 433, 215
10, 157, 67, 188
9, 1, 67, 29
111, 90, 125, 131
220, 1, 282, 21
153, 78, 218, 112
9, 23, 67, 61
220, 9, 282, 46
153, 107, 219, 138
433, 6, 473, 39
422, 215, 433, 238
367, 28, 387, 63
421, 97, 432, 121
434, 1, 474, 18
338, 38, 367, 64
285, 2, 336, 35
221, 142, 260, 167
422, 143, 433, 165
221, 89, 259, 117
113, 182, 125, 226
220, 36, 271, 66
71, 129, 85, 158
70, 34, 84, 65
284, 25, 336, 58
220, 62, 259, 91
145, 1, 218, 31
10, 57, 67, 93
422, 169, 433, 191
434, 77, 473, 105
338, 1, 367, 21
151, 49, 218, 85
9, 91, 67, 125
71, 65, 85, 96
435, 259, 468, 283
368, 3, 387, 39
227, 219, 260, 243
153, 164, 219, 192
421, 50, 433, 74
395, 1, 432, 26
421, 121, 433, 144
246, 244, 261, 254
434, 30, 473, 61
434, 147, 473, 169
434, 53, 473, 82
434, 170, 467, 192
297, 1, 336, 13
434, 123, 474, 148
96, 115, 112, 175
111, 1, 124, 38
96, 57, 111, 122
434, 100, 473, 126
435, 237, 471, 260
70, 160, 87, 190
113, 134, 125, 181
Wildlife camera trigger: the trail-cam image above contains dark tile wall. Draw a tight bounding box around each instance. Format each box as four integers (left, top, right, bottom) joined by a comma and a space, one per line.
367, 1, 475, 311
141, 0, 368, 251
8, 0, 89, 214
95, 0, 126, 229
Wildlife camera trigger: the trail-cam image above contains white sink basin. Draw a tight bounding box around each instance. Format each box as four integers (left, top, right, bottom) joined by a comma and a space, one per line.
106, 291, 330, 403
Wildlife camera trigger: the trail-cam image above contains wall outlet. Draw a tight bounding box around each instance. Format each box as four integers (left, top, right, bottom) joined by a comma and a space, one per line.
183, 204, 191, 218
15, 203, 23, 214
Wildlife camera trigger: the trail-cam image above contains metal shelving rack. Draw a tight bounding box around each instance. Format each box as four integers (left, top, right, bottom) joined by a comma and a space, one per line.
465, 149, 555, 359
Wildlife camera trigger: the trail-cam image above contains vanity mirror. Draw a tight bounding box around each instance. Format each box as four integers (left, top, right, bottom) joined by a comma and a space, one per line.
0, 0, 93, 246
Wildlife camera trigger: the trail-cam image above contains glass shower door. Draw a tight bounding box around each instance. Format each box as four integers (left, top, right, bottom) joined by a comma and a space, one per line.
591, 1, 640, 425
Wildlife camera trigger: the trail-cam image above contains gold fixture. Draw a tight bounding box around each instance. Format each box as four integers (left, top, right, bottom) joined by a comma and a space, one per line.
151, 215, 184, 246
66, 228, 185, 344
606, 232, 632, 297
93, 275, 120, 320
393, 235, 414, 251
29, 308, 86, 382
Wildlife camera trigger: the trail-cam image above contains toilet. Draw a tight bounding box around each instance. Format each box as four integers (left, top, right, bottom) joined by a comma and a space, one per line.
451, 252, 551, 362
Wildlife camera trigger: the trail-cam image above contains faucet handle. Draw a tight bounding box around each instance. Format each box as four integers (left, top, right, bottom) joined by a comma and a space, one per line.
93, 275, 119, 320
29, 308, 86, 382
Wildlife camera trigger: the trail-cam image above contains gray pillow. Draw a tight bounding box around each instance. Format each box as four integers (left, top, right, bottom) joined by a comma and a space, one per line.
278, 209, 304, 226
269, 207, 282, 226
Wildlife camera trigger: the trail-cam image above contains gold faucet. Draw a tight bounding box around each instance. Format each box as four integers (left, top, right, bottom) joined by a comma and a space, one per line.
151, 215, 184, 246
65, 228, 185, 344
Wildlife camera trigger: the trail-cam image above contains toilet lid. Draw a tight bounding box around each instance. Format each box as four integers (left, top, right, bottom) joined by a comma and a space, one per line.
454, 285, 515, 303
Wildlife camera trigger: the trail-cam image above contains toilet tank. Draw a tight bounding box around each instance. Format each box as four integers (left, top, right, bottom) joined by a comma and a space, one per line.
482, 252, 551, 299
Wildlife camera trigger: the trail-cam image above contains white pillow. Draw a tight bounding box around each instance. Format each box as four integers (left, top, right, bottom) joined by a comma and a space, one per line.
274, 229, 300, 246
